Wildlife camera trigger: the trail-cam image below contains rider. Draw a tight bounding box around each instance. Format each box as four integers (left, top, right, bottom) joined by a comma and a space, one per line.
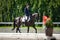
24, 3, 31, 22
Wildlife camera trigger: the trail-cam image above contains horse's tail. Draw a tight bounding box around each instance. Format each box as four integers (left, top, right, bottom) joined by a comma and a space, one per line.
12, 19, 16, 30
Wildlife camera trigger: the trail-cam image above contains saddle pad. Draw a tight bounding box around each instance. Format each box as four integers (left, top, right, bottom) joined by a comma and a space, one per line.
21, 16, 30, 22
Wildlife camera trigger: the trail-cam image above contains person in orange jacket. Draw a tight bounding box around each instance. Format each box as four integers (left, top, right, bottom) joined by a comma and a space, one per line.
43, 15, 48, 29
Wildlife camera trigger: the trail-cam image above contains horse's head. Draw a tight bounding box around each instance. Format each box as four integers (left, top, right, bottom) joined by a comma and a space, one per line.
32, 13, 40, 21
32, 13, 39, 17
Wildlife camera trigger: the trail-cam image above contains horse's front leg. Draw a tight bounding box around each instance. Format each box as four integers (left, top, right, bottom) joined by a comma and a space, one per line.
16, 27, 21, 33
19, 27, 21, 33
33, 24, 37, 33
27, 26, 29, 33
16, 27, 18, 33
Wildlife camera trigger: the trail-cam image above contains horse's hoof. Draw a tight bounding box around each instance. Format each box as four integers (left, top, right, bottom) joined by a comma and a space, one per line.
35, 32, 37, 33
27, 32, 29, 33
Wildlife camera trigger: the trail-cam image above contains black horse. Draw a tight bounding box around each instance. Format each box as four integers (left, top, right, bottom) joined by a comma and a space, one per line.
12, 13, 39, 33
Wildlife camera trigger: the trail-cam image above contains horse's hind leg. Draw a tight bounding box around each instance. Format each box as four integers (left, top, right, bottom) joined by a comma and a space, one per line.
33, 25, 37, 33
27, 27, 29, 33
16, 27, 21, 33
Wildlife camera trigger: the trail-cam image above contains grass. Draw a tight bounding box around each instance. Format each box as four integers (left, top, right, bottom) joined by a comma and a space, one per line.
0, 26, 42, 28
0, 26, 60, 29
54, 27, 60, 30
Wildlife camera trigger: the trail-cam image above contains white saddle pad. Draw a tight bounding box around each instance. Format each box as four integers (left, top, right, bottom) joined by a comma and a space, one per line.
21, 15, 30, 22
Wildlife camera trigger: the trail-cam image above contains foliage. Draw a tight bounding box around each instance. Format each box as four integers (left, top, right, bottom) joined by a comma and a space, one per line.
0, 0, 60, 22
46, 19, 53, 28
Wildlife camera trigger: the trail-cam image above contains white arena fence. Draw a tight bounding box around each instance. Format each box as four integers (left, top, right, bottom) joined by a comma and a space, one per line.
0, 22, 60, 24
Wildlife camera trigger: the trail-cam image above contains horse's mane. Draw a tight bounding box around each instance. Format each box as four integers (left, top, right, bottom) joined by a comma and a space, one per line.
32, 13, 38, 16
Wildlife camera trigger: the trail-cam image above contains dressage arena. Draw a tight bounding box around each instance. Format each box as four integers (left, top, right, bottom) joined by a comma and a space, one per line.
0, 33, 60, 40
0, 27, 60, 40
0, 22, 60, 40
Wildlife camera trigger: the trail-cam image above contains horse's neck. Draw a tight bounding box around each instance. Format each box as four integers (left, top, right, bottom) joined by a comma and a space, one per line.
30, 16, 35, 22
